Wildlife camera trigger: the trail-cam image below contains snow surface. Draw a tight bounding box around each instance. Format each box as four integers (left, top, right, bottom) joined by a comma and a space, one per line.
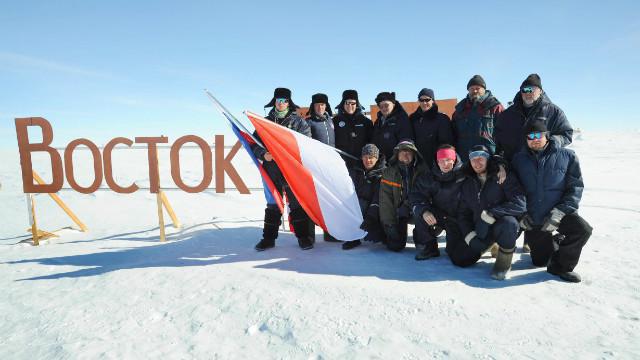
1, 132, 639, 359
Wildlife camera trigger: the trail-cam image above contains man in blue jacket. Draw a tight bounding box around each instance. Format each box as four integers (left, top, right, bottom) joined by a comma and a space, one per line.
457, 145, 527, 280
512, 120, 592, 282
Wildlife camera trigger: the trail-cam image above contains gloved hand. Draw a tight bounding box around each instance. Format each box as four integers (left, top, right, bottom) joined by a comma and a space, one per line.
541, 208, 565, 232
360, 215, 377, 231
384, 224, 402, 245
397, 203, 411, 219
464, 231, 489, 254
519, 214, 534, 231
475, 210, 496, 239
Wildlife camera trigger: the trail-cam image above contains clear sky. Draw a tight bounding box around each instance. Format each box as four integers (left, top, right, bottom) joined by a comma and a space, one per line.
1, 0, 639, 149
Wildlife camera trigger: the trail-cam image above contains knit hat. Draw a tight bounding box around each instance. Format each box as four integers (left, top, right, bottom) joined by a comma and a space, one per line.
361, 143, 380, 158
467, 75, 486, 89
468, 144, 491, 159
523, 119, 548, 134
521, 73, 542, 90
375, 91, 396, 104
418, 88, 435, 100
264, 87, 300, 109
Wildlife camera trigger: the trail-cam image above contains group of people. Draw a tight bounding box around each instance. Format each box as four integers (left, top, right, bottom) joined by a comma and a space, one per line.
250, 74, 592, 283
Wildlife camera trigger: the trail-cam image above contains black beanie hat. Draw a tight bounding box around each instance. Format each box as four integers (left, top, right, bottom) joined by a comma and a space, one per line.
308, 93, 333, 116
418, 88, 435, 100
467, 75, 486, 89
521, 73, 543, 90
375, 91, 396, 104
523, 119, 548, 134
264, 87, 299, 109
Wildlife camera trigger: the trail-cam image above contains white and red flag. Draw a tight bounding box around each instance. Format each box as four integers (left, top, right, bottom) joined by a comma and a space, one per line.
245, 111, 366, 241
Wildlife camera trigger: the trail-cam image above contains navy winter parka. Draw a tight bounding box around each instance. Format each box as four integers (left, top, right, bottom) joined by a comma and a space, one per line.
307, 112, 335, 147
452, 90, 504, 159
511, 141, 583, 226
458, 159, 527, 236
410, 157, 465, 220
495, 92, 573, 161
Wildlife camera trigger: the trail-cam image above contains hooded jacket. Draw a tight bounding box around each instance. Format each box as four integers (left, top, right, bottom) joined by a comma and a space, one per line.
511, 140, 583, 226
379, 142, 428, 226
495, 92, 573, 161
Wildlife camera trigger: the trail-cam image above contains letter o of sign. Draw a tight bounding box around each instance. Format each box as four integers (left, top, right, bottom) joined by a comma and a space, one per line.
64, 138, 103, 194
170, 135, 213, 193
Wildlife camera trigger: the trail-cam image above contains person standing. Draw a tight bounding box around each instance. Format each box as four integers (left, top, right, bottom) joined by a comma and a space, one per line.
452, 75, 504, 159
409, 88, 454, 168
252, 88, 315, 251
333, 90, 373, 168
371, 91, 414, 161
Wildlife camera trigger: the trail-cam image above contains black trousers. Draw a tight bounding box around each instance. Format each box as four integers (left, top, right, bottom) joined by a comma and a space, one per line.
524, 213, 592, 272
448, 216, 519, 268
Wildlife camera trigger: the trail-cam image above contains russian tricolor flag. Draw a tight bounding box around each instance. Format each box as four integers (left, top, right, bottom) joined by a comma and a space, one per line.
245, 111, 366, 241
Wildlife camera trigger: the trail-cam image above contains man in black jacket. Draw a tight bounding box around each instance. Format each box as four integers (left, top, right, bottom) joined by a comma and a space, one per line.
333, 90, 373, 168
457, 145, 527, 280
511, 121, 592, 282
495, 73, 573, 162
343, 143, 387, 250
409, 88, 454, 168
410, 144, 465, 260
371, 91, 414, 161
252, 88, 315, 251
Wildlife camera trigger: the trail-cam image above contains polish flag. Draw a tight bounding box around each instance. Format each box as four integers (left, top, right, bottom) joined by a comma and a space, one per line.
245, 111, 366, 241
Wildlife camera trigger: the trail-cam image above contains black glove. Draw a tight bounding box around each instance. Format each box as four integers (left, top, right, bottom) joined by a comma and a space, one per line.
384, 224, 402, 245
360, 215, 377, 231
464, 231, 490, 254
519, 214, 534, 231
397, 203, 411, 219
541, 208, 565, 233
475, 210, 496, 239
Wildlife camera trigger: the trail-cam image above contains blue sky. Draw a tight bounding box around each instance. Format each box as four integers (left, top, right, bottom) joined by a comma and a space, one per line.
1, 0, 639, 149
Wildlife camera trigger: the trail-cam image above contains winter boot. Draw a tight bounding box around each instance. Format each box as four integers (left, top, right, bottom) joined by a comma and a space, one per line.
323, 232, 341, 242
290, 208, 315, 250
491, 247, 515, 280
547, 264, 582, 283
415, 243, 440, 261
255, 208, 281, 251
342, 240, 361, 250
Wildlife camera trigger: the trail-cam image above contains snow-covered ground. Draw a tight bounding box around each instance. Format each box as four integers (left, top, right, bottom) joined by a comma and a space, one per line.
1, 131, 639, 359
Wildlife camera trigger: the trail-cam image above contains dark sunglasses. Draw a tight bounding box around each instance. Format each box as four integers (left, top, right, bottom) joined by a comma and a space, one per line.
521, 86, 535, 94
418, 98, 432, 103
526, 131, 546, 140
345, 101, 357, 106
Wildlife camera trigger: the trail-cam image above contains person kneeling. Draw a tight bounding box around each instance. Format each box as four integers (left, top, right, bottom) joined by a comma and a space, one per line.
455, 145, 527, 280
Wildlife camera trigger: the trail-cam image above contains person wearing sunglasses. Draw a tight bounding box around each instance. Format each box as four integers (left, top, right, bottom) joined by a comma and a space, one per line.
408, 88, 454, 168
495, 73, 573, 163
451, 75, 504, 161
511, 120, 592, 283
371, 91, 414, 162
456, 145, 527, 280
333, 90, 373, 168
253, 87, 315, 251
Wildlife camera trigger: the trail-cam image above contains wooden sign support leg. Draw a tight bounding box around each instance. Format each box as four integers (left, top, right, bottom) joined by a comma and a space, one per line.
160, 191, 181, 229
155, 148, 167, 242
28, 194, 39, 246
32, 172, 88, 232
